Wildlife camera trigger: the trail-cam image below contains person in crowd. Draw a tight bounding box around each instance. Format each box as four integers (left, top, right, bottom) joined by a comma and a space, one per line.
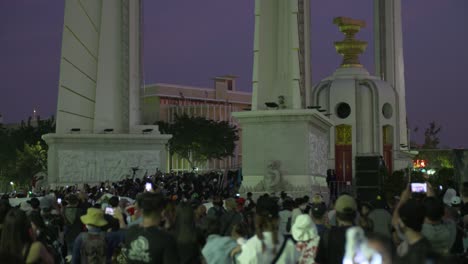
366, 233, 395, 264
292, 214, 320, 264
291, 197, 307, 226
358, 202, 374, 234
202, 217, 238, 264
162, 201, 177, 232
63, 194, 85, 256
108, 196, 127, 229
194, 203, 207, 229
368, 196, 392, 238
0, 208, 54, 264
315, 194, 357, 264
72, 207, 124, 264
127, 193, 145, 227
30, 212, 64, 263
220, 198, 243, 236
174, 202, 202, 264
28, 197, 41, 214
123, 193, 179, 263
327, 199, 337, 227
310, 202, 328, 237
236, 195, 299, 263
422, 196, 457, 255
0, 198, 11, 237
448, 196, 465, 255
279, 198, 293, 235
393, 197, 433, 263
244, 192, 256, 212
207, 196, 226, 219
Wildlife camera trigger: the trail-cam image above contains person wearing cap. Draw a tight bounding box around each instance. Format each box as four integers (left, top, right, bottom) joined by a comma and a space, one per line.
71, 207, 124, 264
315, 194, 357, 264
310, 202, 328, 237
292, 214, 320, 264
236, 196, 299, 263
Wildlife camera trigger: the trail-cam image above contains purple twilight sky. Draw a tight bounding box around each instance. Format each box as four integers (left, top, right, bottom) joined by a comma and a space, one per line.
1, 0, 467, 148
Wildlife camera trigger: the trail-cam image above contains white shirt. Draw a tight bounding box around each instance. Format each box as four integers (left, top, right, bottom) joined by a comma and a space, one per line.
279, 210, 292, 235
237, 232, 299, 264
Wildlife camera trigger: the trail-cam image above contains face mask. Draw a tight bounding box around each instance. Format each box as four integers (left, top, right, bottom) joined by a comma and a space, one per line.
299, 205, 307, 210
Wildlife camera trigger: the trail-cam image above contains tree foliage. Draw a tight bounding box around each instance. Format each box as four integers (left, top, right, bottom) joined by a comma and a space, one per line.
0, 116, 55, 186
423, 121, 441, 149
157, 114, 239, 167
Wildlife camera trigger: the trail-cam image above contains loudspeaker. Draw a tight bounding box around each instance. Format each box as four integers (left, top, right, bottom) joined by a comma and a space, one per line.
356, 187, 380, 202
355, 156, 381, 171
355, 171, 380, 186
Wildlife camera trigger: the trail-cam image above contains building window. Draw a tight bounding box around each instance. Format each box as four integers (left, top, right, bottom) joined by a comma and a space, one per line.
336, 102, 351, 119
227, 80, 233, 91
382, 103, 393, 119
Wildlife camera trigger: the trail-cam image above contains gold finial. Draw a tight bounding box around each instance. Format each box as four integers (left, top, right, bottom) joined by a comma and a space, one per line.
333, 17, 368, 68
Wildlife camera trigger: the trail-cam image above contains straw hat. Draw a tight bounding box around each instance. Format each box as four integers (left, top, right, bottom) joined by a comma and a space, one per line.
80, 208, 108, 227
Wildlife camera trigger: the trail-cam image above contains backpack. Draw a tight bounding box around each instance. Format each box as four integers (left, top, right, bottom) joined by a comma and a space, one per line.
80, 232, 107, 264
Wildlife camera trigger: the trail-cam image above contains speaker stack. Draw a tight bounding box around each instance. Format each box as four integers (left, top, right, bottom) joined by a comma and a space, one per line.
355, 156, 383, 202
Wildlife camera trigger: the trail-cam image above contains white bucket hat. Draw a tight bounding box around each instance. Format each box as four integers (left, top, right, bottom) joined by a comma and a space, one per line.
292, 214, 318, 242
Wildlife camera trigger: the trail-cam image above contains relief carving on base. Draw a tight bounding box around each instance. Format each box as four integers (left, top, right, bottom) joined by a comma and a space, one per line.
239, 160, 309, 194
309, 133, 328, 177
58, 150, 161, 183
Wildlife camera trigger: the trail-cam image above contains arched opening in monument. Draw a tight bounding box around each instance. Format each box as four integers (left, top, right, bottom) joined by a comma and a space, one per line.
382, 125, 393, 174
335, 124, 352, 182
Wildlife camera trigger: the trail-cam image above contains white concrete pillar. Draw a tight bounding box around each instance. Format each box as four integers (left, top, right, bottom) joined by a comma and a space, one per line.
374, 0, 408, 148
94, 0, 125, 132
128, 0, 142, 129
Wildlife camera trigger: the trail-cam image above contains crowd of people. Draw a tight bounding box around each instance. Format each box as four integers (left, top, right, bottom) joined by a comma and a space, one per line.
0, 171, 467, 263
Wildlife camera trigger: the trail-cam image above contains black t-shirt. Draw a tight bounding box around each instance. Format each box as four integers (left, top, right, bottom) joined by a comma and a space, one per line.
315, 225, 352, 264
397, 237, 433, 264
124, 225, 179, 264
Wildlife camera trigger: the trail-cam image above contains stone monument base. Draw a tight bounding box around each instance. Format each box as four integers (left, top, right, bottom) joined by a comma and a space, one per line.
233, 109, 334, 198
43, 129, 171, 187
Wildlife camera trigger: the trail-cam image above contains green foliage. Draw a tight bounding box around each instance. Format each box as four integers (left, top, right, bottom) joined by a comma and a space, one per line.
423, 121, 441, 149
14, 142, 48, 185
157, 114, 239, 167
415, 150, 454, 169
0, 116, 55, 187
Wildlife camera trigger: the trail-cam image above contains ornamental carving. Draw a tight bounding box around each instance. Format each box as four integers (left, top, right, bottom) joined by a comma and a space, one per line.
336, 124, 352, 145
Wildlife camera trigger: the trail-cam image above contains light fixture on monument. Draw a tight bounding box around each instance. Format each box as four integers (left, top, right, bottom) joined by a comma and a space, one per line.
70, 128, 81, 133
265, 102, 279, 109
142, 128, 153, 134
307, 106, 322, 109
103, 128, 114, 134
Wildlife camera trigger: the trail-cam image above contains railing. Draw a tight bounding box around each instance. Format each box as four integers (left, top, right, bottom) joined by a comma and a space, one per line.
328, 181, 354, 201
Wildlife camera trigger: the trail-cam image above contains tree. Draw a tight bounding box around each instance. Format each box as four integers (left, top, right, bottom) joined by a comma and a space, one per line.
14, 142, 48, 185
157, 114, 239, 167
423, 121, 441, 149
0, 116, 55, 187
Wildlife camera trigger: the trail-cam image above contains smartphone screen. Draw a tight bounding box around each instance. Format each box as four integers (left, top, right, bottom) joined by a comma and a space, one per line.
145, 183, 152, 192
411, 183, 427, 193
105, 207, 114, 215
57, 198, 62, 204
